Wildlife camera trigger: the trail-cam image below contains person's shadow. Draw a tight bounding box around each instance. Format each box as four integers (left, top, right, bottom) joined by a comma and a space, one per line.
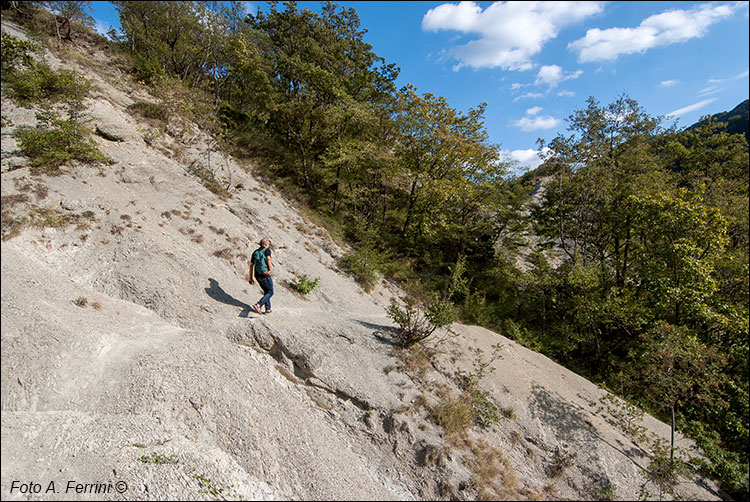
205, 278, 254, 317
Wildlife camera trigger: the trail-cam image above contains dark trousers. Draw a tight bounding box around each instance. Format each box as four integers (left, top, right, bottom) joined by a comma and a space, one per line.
256, 275, 274, 311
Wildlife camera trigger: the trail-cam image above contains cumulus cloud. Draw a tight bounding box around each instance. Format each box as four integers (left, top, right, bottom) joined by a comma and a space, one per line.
666, 98, 717, 118
423, 1, 603, 71
513, 108, 560, 131
534, 64, 583, 87
501, 147, 551, 171
569, 3, 739, 63
526, 106, 543, 115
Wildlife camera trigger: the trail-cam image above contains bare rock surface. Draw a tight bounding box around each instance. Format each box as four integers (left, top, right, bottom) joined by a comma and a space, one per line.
1, 19, 723, 501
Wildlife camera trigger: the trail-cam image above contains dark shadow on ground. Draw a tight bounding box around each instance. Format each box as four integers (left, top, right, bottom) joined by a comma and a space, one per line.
354, 320, 399, 346
530, 383, 650, 474
205, 278, 254, 317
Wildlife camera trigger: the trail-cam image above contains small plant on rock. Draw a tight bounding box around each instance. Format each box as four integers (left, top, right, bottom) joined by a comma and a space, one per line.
293, 274, 319, 295
547, 444, 576, 477
138, 452, 178, 465
192, 473, 241, 500
386, 295, 455, 348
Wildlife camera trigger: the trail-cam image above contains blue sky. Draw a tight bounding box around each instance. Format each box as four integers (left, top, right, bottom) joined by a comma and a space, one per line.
90, 1, 750, 172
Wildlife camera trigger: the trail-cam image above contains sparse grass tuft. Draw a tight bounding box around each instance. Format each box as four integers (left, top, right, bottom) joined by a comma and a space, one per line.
138, 452, 178, 465
547, 445, 576, 478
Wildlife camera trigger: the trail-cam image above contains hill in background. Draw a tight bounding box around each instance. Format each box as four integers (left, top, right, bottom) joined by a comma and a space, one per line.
688, 99, 749, 142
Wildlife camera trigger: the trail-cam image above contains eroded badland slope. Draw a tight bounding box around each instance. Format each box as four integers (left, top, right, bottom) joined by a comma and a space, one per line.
1, 19, 724, 501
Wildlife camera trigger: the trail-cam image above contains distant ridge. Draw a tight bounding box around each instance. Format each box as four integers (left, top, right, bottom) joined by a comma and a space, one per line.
687, 99, 749, 142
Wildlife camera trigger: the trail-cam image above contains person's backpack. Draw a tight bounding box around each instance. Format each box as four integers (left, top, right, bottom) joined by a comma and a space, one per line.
252, 248, 269, 274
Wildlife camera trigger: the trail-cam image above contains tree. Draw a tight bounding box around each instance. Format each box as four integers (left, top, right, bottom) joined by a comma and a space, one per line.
393, 87, 505, 249
638, 322, 724, 462
44, 1, 94, 45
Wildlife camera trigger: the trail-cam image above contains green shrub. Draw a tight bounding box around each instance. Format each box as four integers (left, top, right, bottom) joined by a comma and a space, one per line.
132, 54, 166, 86
1, 32, 41, 76
337, 247, 380, 292
386, 295, 455, 347
5, 62, 90, 108
13, 113, 108, 172
128, 101, 168, 122
471, 389, 502, 429
293, 274, 319, 295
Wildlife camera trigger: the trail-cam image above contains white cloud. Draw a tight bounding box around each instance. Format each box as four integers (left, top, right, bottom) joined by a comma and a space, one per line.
557, 90, 575, 97
569, 3, 739, 63
423, 1, 603, 71
514, 115, 560, 132
501, 147, 551, 171
513, 91, 546, 102
666, 98, 718, 118
534, 65, 562, 86
708, 69, 750, 85
698, 85, 721, 96
94, 19, 113, 36
526, 106, 543, 116
534, 64, 583, 87
660, 79, 678, 87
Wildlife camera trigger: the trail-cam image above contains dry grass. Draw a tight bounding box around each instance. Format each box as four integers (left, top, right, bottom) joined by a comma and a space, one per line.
434, 396, 474, 438
213, 247, 232, 260
465, 439, 519, 501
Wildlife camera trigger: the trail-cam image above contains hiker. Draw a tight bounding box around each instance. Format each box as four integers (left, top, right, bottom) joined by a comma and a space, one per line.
249, 237, 274, 314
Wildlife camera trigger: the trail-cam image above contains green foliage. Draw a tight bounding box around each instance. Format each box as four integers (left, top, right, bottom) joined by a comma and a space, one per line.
547, 445, 577, 477
434, 345, 504, 435
128, 101, 168, 122
13, 109, 108, 172
12, 1, 741, 493
192, 473, 241, 500
337, 247, 380, 292
73, 296, 87, 307
4, 39, 105, 173
5, 61, 90, 108
1, 32, 41, 76
138, 452, 178, 465
386, 295, 455, 347
46, 1, 96, 42
292, 274, 319, 295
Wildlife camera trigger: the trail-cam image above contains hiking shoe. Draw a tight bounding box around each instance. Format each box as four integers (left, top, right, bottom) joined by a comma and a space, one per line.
264, 309, 272, 315
251, 304, 263, 315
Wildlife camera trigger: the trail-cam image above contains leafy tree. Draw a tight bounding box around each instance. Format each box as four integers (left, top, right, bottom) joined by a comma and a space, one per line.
232, 1, 398, 200
35, 1, 95, 46
112, 1, 216, 85
637, 322, 725, 462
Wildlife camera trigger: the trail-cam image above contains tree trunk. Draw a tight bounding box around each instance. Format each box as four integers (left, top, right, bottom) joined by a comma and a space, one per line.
670, 403, 676, 461
402, 180, 419, 236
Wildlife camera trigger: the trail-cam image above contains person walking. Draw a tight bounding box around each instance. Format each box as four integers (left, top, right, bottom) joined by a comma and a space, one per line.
249, 237, 274, 314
